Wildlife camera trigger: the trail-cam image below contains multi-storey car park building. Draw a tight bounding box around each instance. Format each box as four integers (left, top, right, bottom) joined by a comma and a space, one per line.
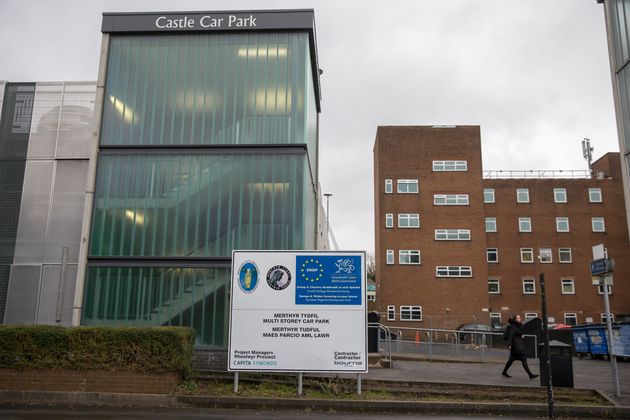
374, 125, 630, 330
0, 10, 327, 367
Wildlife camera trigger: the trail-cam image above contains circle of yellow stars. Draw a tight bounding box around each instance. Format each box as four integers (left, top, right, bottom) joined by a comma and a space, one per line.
300, 258, 324, 282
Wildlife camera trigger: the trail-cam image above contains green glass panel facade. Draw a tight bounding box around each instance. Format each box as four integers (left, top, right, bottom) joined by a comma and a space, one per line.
84, 28, 320, 348
101, 32, 313, 147
90, 153, 311, 257
83, 267, 229, 346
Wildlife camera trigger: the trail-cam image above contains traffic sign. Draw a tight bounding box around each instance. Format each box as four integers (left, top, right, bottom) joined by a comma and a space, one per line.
590, 258, 614, 276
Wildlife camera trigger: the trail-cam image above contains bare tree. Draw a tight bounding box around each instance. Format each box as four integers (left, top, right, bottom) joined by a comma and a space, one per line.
367, 253, 375, 281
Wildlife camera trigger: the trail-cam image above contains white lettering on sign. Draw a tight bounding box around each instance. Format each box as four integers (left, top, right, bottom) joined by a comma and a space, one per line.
155, 15, 258, 30
155, 16, 195, 29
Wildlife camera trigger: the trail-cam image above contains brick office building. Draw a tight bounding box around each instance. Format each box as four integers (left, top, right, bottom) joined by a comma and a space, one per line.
374, 125, 630, 330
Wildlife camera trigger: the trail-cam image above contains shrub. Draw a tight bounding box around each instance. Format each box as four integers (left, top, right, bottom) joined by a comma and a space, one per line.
0, 325, 194, 375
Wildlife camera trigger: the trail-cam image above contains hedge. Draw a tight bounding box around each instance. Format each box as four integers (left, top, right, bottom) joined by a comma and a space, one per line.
0, 325, 194, 375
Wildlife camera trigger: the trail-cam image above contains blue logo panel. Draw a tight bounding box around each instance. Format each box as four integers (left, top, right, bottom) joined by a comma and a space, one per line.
295, 255, 362, 305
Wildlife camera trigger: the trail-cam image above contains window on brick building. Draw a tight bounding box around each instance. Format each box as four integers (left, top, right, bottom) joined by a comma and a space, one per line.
516, 188, 530, 203
554, 188, 567, 203
518, 217, 532, 232
520, 248, 534, 263
398, 213, 420, 228
601, 313, 614, 322
564, 313, 577, 326
433, 194, 469, 205
387, 305, 395, 321
592, 217, 605, 232
556, 217, 570, 232
558, 248, 572, 263
400, 306, 422, 321
386, 213, 393, 228
589, 188, 602, 203
539, 248, 552, 263
488, 279, 500, 294
485, 217, 497, 232
434, 229, 471, 240
432, 160, 467, 171
397, 179, 418, 193
522, 278, 536, 294
386, 249, 394, 265
561, 279, 575, 294
436, 266, 472, 277
483, 188, 495, 203
486, 248, 498, 263
490, 313, 502, 328
385, 179, 393, 194
399, 250, 421, 265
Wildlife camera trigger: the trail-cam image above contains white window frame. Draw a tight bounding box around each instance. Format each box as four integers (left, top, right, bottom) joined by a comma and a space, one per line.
520, 248, 534, 263
397, 179, 419, 194
367, 294, 376, 302
539, 248, 553, 263
436, 266, 473, 278
485, 217, 497, 232
556, 217, 570, 232
400, 305, 422, 321
385, 213, 394, 228
589, 188, 602, 203
385, 179, 393, 194
601, 313, 615, 323
519, 217, 532, 232
433, 194, 469, 205
398, 213, 420, 228
386, 249, 394, 265
489, 312, 502, 326
486, 248, 499, 263
558, 248, 572, 263
561, 278, 575, 295
488, 278, 500, 294
522, 278, 536, 294
592, 217, 605, 232
399, 250, 421, 265
432, 160, 467, 171
554, 188, 567, 203
524, 312, 538, 321
387, 305, 395, 321
516, 188, 530, 203
564, 313, 578, 326
483, 188, 495, 204
434, 229, 471, 241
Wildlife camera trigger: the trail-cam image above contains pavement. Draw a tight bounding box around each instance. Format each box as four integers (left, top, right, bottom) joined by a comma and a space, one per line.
360, 353, 630, 407
1, 355, 629, 418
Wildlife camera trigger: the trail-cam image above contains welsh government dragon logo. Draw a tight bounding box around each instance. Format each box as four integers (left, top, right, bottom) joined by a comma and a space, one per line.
334, 258, 355, 274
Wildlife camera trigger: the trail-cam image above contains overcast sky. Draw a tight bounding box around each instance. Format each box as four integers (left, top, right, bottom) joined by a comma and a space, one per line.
0, 0, 619, 254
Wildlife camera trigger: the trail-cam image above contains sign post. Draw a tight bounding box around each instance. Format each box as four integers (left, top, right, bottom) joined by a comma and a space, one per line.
590, 244, 620, 397
228, 250, 367, 394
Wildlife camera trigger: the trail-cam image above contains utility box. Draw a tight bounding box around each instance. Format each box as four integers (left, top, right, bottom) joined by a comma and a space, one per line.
539, 340, 574, 388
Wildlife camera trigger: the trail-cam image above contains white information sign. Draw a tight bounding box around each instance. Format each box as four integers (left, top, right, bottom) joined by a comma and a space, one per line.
228, 250, 367, 372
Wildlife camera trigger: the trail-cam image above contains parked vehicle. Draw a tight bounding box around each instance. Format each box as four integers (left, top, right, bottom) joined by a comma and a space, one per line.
456, 323, 493, 344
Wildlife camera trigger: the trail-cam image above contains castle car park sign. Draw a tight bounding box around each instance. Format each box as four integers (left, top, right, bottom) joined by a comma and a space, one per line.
228, 251, 367, 372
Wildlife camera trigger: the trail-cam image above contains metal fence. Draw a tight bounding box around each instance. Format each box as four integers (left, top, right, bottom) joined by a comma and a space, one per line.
369, 324, 538, 365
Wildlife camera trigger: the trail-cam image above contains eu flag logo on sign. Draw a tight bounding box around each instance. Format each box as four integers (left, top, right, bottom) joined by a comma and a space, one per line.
300, 258, 324, 282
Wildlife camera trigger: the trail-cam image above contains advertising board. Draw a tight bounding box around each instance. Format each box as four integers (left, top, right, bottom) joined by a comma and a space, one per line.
228, 251, 367, 372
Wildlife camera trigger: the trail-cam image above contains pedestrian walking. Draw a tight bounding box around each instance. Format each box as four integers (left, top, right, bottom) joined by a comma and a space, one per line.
502, 314, 539, 379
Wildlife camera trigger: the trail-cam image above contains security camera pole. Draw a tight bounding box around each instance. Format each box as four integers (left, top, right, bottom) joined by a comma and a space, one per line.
591, 244, 620, 397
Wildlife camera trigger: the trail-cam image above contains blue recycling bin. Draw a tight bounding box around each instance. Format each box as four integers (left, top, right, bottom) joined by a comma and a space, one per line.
572, 327, 591, 358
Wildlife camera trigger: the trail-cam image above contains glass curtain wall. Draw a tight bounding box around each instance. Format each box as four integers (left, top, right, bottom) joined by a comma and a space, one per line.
85, 31, 318, 347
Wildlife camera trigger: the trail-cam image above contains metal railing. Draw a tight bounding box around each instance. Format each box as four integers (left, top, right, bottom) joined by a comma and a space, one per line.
483, 169, 591, 179
373, 325, 538, 363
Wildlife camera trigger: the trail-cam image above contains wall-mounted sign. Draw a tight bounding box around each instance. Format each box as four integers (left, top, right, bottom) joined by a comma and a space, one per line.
228, 251, 367, 372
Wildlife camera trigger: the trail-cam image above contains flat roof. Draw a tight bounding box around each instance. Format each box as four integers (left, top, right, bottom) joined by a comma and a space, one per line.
101, 9, 321, 111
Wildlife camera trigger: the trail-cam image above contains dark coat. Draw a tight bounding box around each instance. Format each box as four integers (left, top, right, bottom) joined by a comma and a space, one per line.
507, 319, 526, 357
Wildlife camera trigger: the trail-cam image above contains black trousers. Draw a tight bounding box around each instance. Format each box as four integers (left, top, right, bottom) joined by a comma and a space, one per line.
503, 353, 534, 376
